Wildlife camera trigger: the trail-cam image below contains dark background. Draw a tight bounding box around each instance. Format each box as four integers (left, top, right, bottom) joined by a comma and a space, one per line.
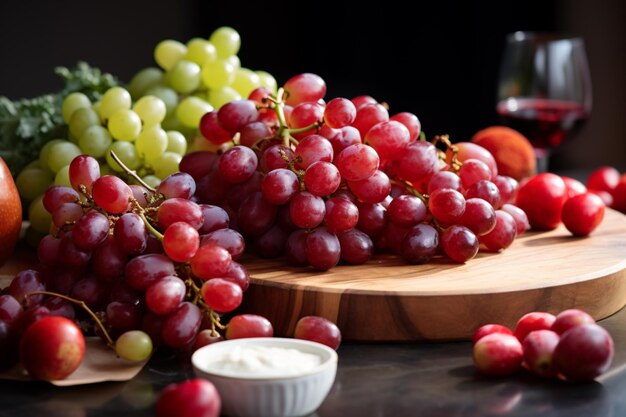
0, 0, 623, 172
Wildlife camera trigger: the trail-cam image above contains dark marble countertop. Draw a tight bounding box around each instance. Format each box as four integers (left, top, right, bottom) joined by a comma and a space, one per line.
1, 305, 624, 417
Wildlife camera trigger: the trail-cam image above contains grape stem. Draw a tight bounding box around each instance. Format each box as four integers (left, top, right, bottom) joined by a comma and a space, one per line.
26, 290, 114, 348
287, 121, 321, 135
432, 134, 462, 172
108, 150, 157, 193
185, 278, 226, 335
139, 211, 164, 241
270, 88, 292, 148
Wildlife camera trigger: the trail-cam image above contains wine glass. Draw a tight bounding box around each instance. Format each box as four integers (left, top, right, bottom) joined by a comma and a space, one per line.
496, 31, 592, 172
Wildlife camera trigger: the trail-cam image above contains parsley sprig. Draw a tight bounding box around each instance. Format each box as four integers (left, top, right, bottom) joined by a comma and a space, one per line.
0, 62, 118, 176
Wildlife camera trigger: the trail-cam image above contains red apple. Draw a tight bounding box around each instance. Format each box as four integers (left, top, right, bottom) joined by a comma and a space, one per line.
156, 378, 221, 417
19, 316, 85, 380
513, 311, 556, 343
522, 329, 560, 378
551, 309, 595, 335
473, 333, 523, 376
472, 324, 513, 345
553, 323, 614, 382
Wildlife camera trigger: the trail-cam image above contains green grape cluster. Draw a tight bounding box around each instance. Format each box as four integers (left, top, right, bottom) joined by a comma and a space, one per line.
16, 86, 188, 237
127, 26, 277, 150
15, 26, 278, 238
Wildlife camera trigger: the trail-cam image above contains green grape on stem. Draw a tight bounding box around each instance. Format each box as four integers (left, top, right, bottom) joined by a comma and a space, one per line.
145, 85, 178, 116
115, 330, 153, 362
165, 130, 187, 155
108, 109, 142, 141
106, 141, 141, 172
167, 60, 201, 94
209, 26, 241, 58
127, 67, 164, 99
79, 125, 113, 158
54, 165, 71, 187
28, 196, 52, 234
135, 125, 168, 164
185, 38, 217, 65
176, 96, 213, 129
152, 152, 182, 179
133, 95, 167, 127
47, 142, 82, 173
231, 67, 260, 98
69, 107, 100, 139
201, 59, 235, 90
99, 86, 132, 121
207, 86, 241, 109
15, 167, 53, 202
62, 92, 92, 123
256, 70, 278, 94
154, 39, 187, 70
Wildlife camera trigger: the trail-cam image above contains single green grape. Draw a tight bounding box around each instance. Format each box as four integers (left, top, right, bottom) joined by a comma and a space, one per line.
154, 39, 187, 71
69, 107, 101, 139
226, 55, 241, 70
141, 174, 161, 189
108, 109, 142, 141
207, 86, 241, 109
115, 330, 153, 362
62, 92, 92, 123
15, 167, 53, 202
127, 67, 164, 99
256, 70, 278, 94
79, 125, 113, 158
99, 86, 132, 121
29, 196, 52, 234
200, 59, 235, 90
133, 95, 167, 127
47, 141, 82, 173
232, 67, 261, 98
185, 38, 217, 65
54, 165, 71, 187
152, 152, 182, 179
23, 160, 42, 170
209, 26, 241, 58
175, 96, 213, 129
145, 85, 178, 116
106, 141, 141, 172
167, 60, 201, 94
165, 130, 187, 155
135, 125, 168, 164
39, 139, 65, 173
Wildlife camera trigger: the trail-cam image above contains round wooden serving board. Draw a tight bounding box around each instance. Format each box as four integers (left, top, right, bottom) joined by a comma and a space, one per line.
239, 209, 626, 341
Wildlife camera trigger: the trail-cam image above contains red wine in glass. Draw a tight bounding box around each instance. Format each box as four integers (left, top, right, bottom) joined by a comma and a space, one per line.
496, 98, 589, 151
497, 32, 592, 171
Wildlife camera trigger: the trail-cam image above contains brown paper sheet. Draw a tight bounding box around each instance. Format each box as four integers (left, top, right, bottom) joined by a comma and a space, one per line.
0, 337, 148, 386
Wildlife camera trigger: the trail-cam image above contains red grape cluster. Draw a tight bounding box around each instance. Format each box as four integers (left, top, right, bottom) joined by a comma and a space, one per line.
472, 309, 614, 382
190, 73, 529, 269
0, 153, 274, 370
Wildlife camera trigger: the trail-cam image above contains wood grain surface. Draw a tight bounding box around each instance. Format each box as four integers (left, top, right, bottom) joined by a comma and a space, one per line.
3, 211, 626, 342
239, 209, 626, 341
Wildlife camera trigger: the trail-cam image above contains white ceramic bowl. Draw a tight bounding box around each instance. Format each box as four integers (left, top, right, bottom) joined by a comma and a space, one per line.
191, 337, 337, 417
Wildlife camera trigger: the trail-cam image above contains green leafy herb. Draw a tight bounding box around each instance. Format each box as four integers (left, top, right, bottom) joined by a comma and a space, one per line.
0, 62, 118, 176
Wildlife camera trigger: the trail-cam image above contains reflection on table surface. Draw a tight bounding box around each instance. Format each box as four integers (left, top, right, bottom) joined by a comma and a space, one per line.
0, 305, 625, 417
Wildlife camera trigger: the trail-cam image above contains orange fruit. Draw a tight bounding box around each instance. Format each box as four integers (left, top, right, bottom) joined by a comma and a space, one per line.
0, 157, 22, 266
470, 126, 536, 181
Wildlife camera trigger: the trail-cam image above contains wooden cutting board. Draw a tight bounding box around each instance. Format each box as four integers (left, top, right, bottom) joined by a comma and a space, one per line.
239, 209, 626, 341
4, 211, 626, 342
